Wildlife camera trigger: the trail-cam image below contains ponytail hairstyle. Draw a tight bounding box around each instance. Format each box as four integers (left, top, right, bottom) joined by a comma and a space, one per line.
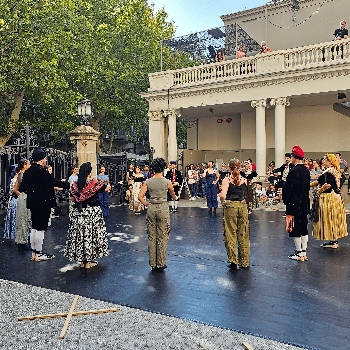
228, 158, 241, 186
77, 162, 92, 191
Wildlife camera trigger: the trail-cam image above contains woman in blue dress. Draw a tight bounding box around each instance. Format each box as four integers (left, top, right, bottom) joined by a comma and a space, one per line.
97, 166, 110, 217
4, 162, 26, 239
201, 161, 219, 215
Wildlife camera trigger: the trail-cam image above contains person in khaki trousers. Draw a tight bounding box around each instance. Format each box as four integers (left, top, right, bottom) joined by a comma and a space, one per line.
138, 158, 177, 271
220, 159, 250, 269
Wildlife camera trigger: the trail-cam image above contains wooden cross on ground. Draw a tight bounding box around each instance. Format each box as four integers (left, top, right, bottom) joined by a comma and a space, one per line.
18, 295, 120, 339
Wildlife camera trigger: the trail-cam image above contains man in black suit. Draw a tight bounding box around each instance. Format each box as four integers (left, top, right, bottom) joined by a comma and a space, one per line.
165, 161, 183, 212
283, 146, 311, 261
20, 148, 70, 261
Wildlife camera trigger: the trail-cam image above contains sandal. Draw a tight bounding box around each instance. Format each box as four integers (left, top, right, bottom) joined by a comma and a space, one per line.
85, 261, 98, 269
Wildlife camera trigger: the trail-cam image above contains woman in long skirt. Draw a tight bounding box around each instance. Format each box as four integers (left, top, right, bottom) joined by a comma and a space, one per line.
311, 154, 347, 248
64, 162, 111, 269
14, 160, 31, 247
138, 158, 177, 271
132, 166, 145, 214
97, 166, 110, 217
3, 162, 26, 240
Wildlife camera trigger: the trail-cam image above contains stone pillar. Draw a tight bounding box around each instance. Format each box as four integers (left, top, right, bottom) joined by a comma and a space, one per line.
148, 110, 167, 160
69, 125, 100, 176
270, 97, 290, 168
251, 99, 267, 176
168, 109, 179, 163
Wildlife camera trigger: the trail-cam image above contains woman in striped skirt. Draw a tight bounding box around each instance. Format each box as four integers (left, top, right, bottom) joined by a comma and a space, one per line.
311, 154, 348, 248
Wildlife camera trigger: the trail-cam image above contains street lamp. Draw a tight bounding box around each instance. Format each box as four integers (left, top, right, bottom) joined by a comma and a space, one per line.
77, 98, 92, 125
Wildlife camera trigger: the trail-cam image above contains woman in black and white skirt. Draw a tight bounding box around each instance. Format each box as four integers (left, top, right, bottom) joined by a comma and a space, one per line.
64, 162, 111, 269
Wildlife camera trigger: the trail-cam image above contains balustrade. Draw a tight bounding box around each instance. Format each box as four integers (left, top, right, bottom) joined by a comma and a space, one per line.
149, 39, 350, 91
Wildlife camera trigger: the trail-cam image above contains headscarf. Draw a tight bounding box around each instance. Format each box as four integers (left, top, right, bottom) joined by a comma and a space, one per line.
326, 154, 341, 174
77, 162, 92, 191
71, 162, 105, 203
325, 154, 341, 188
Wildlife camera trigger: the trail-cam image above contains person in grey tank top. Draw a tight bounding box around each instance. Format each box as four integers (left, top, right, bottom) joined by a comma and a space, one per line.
138, 158, 177, 271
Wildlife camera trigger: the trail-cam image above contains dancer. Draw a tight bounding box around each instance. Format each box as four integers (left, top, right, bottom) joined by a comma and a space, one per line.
13, 159, 31, 249
97, 166, 110, 217
220, 159, 250, 269
3, 164, 20, 240
165, 161, 182, 212
19, 148, 70, 261
201, 161, 219, 215
132, 166, 145, 214
64, 162, 111, 268
283, 146, 310, 261
311, 154, 348, 248
138, 158, 177, 271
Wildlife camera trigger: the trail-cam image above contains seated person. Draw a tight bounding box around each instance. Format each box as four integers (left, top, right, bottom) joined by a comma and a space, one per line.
258, 41, 271, 54
267, 172, 280, 187
255, 182, 266, 203
266, 184, 280, 203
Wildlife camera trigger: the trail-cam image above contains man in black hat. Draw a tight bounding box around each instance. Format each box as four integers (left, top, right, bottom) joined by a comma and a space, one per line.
165, 161, 182, 212
20, 148, 70, 261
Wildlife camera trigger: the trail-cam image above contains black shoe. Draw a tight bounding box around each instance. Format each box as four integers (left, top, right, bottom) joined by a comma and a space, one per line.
208, 208, 212, 215
239, 265, 250, 269
157, 265, 167, 271
228, 263, 237, 269
173, 208, 177, 212
18, 244, 30, 251
213, 208, 217, 216
169, 208, 173, 213
282, 214, 286, 218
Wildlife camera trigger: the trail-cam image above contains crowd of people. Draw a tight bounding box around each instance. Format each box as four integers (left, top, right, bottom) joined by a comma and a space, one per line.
2, 144, 349, 271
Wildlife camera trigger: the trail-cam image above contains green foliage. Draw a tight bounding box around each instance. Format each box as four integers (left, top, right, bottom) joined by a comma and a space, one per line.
0, 0, 190, 149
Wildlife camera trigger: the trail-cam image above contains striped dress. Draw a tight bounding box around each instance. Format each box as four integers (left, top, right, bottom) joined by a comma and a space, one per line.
312, 169, 348, 241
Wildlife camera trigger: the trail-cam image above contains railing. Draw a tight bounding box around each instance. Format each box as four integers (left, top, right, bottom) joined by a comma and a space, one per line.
148, 39, 350, 91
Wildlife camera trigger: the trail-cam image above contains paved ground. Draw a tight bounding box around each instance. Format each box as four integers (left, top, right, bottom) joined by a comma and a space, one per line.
1, 202, 350, 350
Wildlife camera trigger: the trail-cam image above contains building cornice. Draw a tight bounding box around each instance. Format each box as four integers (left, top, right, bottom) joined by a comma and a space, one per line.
220, 0, 319, 22
142, 65, 350, 104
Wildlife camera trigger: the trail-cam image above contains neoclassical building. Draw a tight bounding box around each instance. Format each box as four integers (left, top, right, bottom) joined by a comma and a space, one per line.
142, 0, 350, 174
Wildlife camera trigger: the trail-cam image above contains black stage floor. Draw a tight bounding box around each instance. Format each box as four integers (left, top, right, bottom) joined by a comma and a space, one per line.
1, 206, 350, 350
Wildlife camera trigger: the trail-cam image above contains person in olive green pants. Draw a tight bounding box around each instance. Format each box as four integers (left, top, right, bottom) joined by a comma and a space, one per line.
138, 158, 177, 271
220, 159, 250, 269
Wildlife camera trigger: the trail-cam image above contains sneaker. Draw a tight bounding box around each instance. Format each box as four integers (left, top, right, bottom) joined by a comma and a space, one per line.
300, 250, 308, 261
36, 253, 55, 261
288, 250, 305, 261
320, 241, 338, 248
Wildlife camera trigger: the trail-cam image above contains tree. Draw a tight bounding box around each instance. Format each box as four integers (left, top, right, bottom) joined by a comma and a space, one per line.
0, 0, 194, 149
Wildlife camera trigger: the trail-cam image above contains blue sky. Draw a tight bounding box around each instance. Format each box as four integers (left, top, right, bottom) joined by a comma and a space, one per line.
148, 0, 267, 37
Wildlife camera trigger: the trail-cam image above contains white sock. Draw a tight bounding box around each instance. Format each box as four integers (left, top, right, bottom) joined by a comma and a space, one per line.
301, 235, 308, 252
174, 201, 178, 209
171, 201, 175, 209
30, 229, 37, 251
36, 231, 45, 253
294, 237, 302, 252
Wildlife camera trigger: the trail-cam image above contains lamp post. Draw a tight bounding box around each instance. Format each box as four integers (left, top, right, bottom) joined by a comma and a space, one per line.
77, 98, 92, 125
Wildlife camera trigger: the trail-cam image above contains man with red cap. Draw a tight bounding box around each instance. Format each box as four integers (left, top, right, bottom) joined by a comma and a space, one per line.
282, 146, 311, 261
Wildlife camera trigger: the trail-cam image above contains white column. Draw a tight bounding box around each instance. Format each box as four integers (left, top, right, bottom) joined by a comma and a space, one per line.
270, 97, 290, 168
251, 99, 267, 176
168, 109, 179, 163
148, 111, 167, 160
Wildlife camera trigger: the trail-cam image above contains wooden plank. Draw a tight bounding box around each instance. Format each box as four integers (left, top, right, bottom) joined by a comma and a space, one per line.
242, 342, 254, 350
59, 295, 79, 339
18, 308, 120, 321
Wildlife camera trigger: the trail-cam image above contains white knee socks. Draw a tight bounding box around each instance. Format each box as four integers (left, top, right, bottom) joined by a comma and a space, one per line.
30, 229, 45, 252
174, 201, 178, 209
294, 237, 302, 252
301, 235, 308, 251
